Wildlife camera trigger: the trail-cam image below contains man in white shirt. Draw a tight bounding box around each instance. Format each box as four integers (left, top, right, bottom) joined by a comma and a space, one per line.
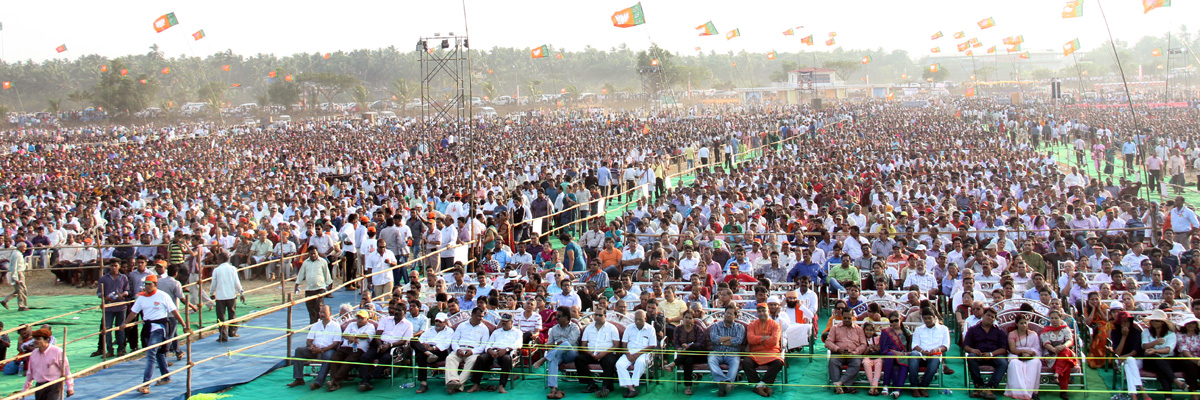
209, 252, 245, 342
440, 217, 459, 271
576, 311, 621, 396
326, 310, 377, 391
551, 279, 582, 311
414, 312, 453, 392
364, 238, 398, 299
446, 307, 489, 393
120, 275, 189, 393
679, 246, 701, 280
467, 314, 522, 393
902, 263, 938, 297
287, 305, 342, 390
907, 309, 951, 395
357, 303, 413, 391
616, 310, 657, 397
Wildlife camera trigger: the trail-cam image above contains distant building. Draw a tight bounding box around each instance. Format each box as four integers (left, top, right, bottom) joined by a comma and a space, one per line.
787, 68, 844, 88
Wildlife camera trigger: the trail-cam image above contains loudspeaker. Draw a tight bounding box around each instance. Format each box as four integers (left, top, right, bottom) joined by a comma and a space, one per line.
1051, 81, 1062, 99
811, 98, 823, 110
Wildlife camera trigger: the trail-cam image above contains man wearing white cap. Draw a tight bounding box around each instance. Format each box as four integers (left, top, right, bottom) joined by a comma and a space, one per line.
414, 312, 453, 393
468, 313, 521, 393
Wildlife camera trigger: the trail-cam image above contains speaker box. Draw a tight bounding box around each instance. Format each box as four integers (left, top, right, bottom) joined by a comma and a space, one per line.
811, 98, 823, 110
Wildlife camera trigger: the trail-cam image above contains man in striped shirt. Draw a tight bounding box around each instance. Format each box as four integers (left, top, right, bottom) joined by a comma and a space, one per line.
513, 299, 543, 344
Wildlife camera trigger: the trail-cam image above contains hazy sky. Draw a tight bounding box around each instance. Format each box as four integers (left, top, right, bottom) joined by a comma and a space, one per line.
0, 0, 1193, 63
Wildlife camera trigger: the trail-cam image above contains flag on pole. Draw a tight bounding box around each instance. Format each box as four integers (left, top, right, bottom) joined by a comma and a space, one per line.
828, 32, 836, 37
231, 83, 241, 87
977, 17, 996, 29
783, 28, 794, 36
222, 64, 230, 71
1063, 38, 1081, 56
100, 65, 108, 72
767, 51, 776, 60
161, 67, 170, 74
930, 63, 940, 73
957, 42, 970, 51
969, 38, 979, 45
1151, 48, 1162, 56
1143, 0, 1171, 14
55, 44, 67, 53
268, 71, 277, 77
966, 86, 976, 97
801, 35, 813, 45
931, 31, 943, 40
192, 30, 205, 40
886, 92, 895, 100
825, 38, 835, 46
285, 75, 293, 82
1003, 35, 1024, 45
139, 79, 147, 84
931, 47, 941, 53
324, 53, 331, 59
953, 31, 964, 39
556, 53, 563, 59
861, 55, 871, 64
1007, 44, 1022, 52
611, 3, 646, 28
531, 45, 549, 58
694, 46, 701, 51
696, 21, 717, 36
2, 82, 10, 90
726, 29, 740, 40
1019, 51, 1030, 59
120, 69, 128, 76
965, 50, 974, 56
153, 12, 178, 33
987, 46, 996, 54
1063, 0, 1084, 18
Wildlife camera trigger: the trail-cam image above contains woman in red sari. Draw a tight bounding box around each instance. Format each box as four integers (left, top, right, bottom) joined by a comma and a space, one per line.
1041, 310, 1077, 399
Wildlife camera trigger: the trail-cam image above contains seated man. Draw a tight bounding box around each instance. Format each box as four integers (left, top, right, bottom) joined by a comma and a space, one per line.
533, 306, 581, 399
824, 308, 866, 394
358, 302, 413, 391
616, 310, 657, 398
469, 313, 521, 393
446, 307, 489, 393
287, 305, 342, 390
962, 307, 1008, 399
743, 303, 784, 397
413, 312, 453, 393
708, 305, 746, 397
326, 310, 375, 391
576, 310, 621, 397
908, 308, 950, 397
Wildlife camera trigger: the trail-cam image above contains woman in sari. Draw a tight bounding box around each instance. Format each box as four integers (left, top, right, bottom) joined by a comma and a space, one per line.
1005, 313, 1042, 400
878, 312, 909, 400
1084, 291, 1111, 368
1041, 310, 1077, 400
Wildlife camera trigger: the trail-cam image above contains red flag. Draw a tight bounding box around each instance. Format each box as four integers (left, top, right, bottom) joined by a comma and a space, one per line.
55, 44, 67, 53
1, 81, 10, 90
100, 65, 108, 72
324, 53, 331, 60
161, 67, 170, 74
120, 69, 128, 76
232, 83, 241, 87
222, 65, 231, 71
139, 79, 147, 84
284, 75, 293, 82
268, 71, 277, 78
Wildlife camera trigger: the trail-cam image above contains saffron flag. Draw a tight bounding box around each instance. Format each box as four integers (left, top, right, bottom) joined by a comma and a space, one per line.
694, 46, 701, 51
966, 87, 976, 97
977, 17, 996, 29
931, 47, 941, 53
222, 64, 230, 71
931, 31, 943, 40
139, 79, 147, 84
120, 69, 128, 76
825, 38, 835, 46
726, 29, 740, 40
969, 38, 979, 45
886, 92, 894, 100
953, 31, 964, 39
531, 45, 549, 58
153, 12, 178, 33
1019, 51, 1030, 59
1063, 0, 1084, 18
285, 75, 293, 82
1151, 48, 1162, 56
929, 63, 940, 73
861, 55, 871, 64
783, 28, 794, 36
651, 59, 660, 66
828, 32, 836, 37
1063, 38, 1081, 56
767, 51, 776, 60
55, 44, 67, 53
2, 81, 9, 90
323, 53, 331, 60
987, 45, 996, 54
161, 67, 170, 74
100, 65, 108, 72
696, 21, 717, 36
231, 83, 241, 87
1003, 35, 1024, 45
611, 3, 646, 28
1007, 44, 1022, 52
556, 53, 563, 59
1143, 0, 1171, 14
268, 71, 277, 77
965, 50, 974, 56
192, 30, 205, 40
957, 42, 970, 51
801, 35, 813, 45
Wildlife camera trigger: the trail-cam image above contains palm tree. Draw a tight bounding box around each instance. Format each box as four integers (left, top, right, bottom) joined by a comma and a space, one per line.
480, 81, 497, 101
390, 78, 416, 105
46, 99, 62, 112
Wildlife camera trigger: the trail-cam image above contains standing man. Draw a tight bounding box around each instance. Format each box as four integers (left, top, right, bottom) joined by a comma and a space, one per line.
121, 275, 189, 395
616, 310, 657, 397
963, 308, 1009, 399
577, 310, 621, 398
295, 247, 333, 324
908, 308, 951, 397
743, 303, 784, 397
287, 304, 342, 390
96, 263, 130, 357
445, 307, 489, 393
708, 305, 747, 396
209, 252, 245, 342
364, 238, 398, 299
22, 327, 73, 400
2, 242, 29, 311
824, 308, 866, 394
1169, 196, 1200, 244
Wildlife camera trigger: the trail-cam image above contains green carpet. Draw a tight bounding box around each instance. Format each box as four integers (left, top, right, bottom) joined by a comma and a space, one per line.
0, 291, 292, 395
1046, 144, 1199, 205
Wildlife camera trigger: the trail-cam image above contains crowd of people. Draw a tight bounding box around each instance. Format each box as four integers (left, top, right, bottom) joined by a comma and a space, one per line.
3, 96, 1200, 400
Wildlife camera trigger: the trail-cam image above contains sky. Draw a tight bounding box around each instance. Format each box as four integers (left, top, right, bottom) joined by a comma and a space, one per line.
0, 0, 1194, 63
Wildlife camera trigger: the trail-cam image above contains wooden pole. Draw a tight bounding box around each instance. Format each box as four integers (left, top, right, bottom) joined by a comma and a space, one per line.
99, 294, 107, 362
60, 327, 68, 400
279, 258, 286, 303
185, 308, 192, 399
286, 294, 294, 360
